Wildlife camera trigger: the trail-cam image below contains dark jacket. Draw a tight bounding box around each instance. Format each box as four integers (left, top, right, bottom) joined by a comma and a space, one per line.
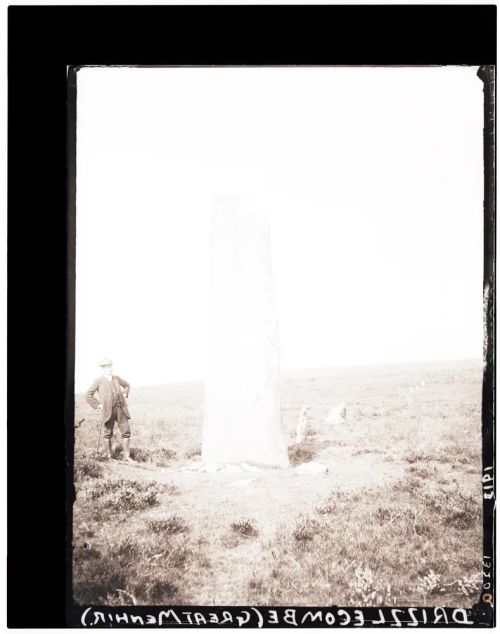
86, 375, 131, 423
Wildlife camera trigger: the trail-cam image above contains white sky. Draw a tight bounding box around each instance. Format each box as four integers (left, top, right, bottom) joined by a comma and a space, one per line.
75, 66, 484, 391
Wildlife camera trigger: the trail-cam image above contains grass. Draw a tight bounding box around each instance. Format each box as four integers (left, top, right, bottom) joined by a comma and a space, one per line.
72, 360, 483, 607
247, 477, 482, 606
73, 530, 191, 605
73, 475, 206, 605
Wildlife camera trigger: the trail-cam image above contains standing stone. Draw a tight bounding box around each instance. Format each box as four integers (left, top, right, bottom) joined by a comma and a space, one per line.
202, 195, 289, 467
295, 406, 309, 445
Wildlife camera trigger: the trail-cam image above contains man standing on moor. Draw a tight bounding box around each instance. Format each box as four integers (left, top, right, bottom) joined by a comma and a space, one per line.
86, 358, 134, 462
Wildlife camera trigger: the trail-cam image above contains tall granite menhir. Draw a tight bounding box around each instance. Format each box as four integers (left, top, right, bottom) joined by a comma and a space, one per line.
202, 196, 289, 467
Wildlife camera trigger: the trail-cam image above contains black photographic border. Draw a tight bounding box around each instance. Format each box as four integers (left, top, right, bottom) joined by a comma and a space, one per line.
7, 5, 496, 628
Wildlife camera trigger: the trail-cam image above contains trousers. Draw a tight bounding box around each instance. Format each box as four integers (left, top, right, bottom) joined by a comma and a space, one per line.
103, 405, 131, 439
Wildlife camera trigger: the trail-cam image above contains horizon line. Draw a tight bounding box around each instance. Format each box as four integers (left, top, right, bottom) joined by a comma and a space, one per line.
74, 357, 482, 394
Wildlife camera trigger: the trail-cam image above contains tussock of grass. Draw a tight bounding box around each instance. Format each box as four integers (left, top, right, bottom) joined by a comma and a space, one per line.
288, 438, 331, 467
409, 464, 436, 478
292, 516, 320, 542
141, 579, 178, 604
220, 518, 259, 548
73, 555, 128, 604
75, 457, 104, 481
249, 576, 265, 592
220, 532, 242, 548
288, 445, 315, 466
130, 446, 177, 466
231, 517, 258, 538
185, 444, 202, 459
84, 478, 162, 512
316, 503, 335, 515
405, 449, 437, 464
148, 515, 190, 535
163, 482, 179, 496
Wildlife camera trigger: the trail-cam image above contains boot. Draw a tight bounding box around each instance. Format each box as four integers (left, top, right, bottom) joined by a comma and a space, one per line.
122, 438, 134, 462
104, 439, 114, 460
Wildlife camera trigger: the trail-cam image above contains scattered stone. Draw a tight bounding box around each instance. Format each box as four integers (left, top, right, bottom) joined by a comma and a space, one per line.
221, 464, 244, 474
226, 478, 258, 488
200, 463, 224, 473
326, 403, 347, 425
294, 461, 328, 475
178, 462, 206, 472
178, 462, 264, 474
241, 463, 263, 473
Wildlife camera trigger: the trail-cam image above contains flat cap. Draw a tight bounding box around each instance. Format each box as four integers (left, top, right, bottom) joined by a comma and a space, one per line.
98, 358, 113, 367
